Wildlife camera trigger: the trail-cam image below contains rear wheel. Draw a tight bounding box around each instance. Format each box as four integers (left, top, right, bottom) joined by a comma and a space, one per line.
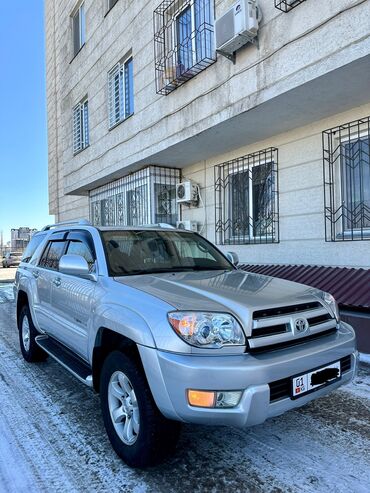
18, 305, 48, 362
100, 351, 181, 468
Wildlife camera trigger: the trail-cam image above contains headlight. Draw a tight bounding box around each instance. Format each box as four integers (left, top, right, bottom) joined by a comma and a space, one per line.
168, 312, 245, 348
320, 292, 340, 321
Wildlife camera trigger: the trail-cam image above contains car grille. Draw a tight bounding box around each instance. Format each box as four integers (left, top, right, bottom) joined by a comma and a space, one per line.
269, 355, 352, 402
249, 300, 337, 350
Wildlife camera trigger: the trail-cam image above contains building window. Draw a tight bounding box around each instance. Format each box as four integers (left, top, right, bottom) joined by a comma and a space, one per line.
107, 0, 119, 11
72, 2, 86, 57
73, 98, 89, 154
275, 0, 306, 13
154, 0, 216, 95
215, 148, 279, 245
108, 57, 134, 129
323, 116, 370, 241
90, 166, 181, 226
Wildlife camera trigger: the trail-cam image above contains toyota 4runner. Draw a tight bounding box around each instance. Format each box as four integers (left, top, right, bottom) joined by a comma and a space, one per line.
14, 220, 357, 467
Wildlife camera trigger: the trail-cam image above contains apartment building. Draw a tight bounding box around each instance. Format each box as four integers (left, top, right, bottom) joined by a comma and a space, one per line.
10, 228, 38, 251
45, 0, 370, 346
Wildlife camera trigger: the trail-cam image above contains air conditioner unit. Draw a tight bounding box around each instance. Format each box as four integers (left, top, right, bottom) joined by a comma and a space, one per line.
176, 220, 198, 232
176, 181, 198, 204
215, 0, 260, 56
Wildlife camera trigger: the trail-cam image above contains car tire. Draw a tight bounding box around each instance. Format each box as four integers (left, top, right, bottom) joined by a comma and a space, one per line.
100, 350, 181, 468
18, 305, 48, 363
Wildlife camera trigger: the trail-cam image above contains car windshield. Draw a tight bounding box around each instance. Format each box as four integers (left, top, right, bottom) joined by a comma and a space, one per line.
101, 230, 234, 276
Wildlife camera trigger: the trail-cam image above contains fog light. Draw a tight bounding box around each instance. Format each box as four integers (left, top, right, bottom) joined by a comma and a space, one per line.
187, 390, 215, 408
216, 391, 242, 408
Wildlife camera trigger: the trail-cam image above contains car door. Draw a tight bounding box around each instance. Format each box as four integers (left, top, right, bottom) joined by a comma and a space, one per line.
33, 233, 68, 334
49, 231, 97, 360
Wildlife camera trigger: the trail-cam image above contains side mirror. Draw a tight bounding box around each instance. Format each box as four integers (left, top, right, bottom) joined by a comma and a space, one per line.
59, 254, 96, 281
225, 251, 239, 266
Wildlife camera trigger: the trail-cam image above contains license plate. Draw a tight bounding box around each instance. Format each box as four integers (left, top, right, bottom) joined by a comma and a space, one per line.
292, 361, 341, 398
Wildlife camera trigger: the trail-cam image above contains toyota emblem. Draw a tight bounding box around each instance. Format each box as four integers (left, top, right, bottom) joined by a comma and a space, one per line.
294, 318, 308, 334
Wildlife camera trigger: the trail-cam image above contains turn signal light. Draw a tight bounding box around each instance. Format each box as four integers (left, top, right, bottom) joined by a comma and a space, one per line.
187, 390, 216, 408
187, 390, 242, 408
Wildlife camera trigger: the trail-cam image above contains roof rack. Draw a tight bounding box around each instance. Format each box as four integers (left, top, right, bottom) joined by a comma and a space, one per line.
42, 219, 92, 231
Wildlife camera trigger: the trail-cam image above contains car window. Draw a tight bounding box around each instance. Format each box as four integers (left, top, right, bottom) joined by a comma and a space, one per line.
101, 230, 233, 276
66, 240, 95, 270
39, 241, 66, 271
22, 234, 46, 263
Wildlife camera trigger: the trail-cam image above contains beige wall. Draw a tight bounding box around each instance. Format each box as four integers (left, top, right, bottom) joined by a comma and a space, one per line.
45, 0, 370, 267
181, 102, 370, 268
46, 0, 370, 201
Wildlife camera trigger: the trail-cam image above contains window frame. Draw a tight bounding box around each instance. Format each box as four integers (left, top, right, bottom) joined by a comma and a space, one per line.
71, 1, 86, 59
215, 148, 279, 246
108, 56, 134, 130
335, 130, 370, 238
73, 97, 89, 155
38, 240, 68, 272
106, 0, 119, 15
227, 159, 275, 242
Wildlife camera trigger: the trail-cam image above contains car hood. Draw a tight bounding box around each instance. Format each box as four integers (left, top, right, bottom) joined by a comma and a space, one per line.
115, 270, 322, 334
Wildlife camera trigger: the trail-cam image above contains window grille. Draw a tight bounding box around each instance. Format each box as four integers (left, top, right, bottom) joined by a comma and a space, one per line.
274, 0, 306, 12
323, 116, 370, 242
215, 148, 279, 245
72, 2, 85, 56
108, 57, 134, 129
90, 166, 181, 227
73, 98, 89, 154
154, 0, 216, 95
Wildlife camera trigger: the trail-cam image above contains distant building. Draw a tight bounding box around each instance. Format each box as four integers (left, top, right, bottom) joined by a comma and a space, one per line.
10, 228, 37, 251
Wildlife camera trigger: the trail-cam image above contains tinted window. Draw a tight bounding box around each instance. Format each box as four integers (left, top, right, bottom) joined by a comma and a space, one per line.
22, 234, 46, 263
39, 241, 66, 271
101, 230, 233, 276
66, 240, 95, 269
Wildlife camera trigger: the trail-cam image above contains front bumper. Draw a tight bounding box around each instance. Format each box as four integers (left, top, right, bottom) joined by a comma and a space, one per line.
138, 322, 357, 427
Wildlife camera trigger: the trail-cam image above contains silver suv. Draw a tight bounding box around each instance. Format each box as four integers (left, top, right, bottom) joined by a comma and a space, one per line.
14, 220, 357, 467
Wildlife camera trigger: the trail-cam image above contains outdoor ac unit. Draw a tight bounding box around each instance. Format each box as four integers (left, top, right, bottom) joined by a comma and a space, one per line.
176, 220, 198, 232
176, 181, 198, 204
215, 0, 260, 56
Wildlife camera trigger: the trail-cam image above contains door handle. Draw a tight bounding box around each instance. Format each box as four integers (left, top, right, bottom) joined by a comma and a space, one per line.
53, 277, 61, 287
32, 270, 39, 279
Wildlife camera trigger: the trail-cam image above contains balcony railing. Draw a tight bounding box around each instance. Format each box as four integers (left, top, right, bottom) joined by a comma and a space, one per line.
154, 0, 216, 95
275, 0, 306, 12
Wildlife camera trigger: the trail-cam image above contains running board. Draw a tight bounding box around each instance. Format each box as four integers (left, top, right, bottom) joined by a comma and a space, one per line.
35, 335, 93, 388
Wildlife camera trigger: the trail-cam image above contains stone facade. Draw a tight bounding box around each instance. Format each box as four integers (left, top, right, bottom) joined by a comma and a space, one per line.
45, 0, 370, 267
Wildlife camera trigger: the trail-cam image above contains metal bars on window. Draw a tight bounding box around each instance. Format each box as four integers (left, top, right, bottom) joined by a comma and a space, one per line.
274, 0, 306, 12
323, 116, 370, 242
108, 57, 134, 128
154, 0, 216, 95
73, 98, 89, 154
215, 148, 279, 245
90, 166, 181, 227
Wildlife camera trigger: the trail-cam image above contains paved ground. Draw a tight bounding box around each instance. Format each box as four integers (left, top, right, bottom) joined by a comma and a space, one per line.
0, 265, 16, 282
0, 282, 369, 493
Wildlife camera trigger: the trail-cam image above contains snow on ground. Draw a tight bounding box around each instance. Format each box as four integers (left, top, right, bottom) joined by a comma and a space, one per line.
0, 283, 369, 493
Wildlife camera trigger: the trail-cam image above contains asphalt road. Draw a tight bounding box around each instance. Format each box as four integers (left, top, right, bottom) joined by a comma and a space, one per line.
0, 283, 369, 493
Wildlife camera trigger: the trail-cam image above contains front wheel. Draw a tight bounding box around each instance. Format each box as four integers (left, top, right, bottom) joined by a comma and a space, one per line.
18, 305, 48, 362
100, 351, 181, 468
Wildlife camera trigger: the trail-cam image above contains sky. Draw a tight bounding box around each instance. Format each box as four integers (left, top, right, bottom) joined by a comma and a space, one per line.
0, 0, 54, 243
